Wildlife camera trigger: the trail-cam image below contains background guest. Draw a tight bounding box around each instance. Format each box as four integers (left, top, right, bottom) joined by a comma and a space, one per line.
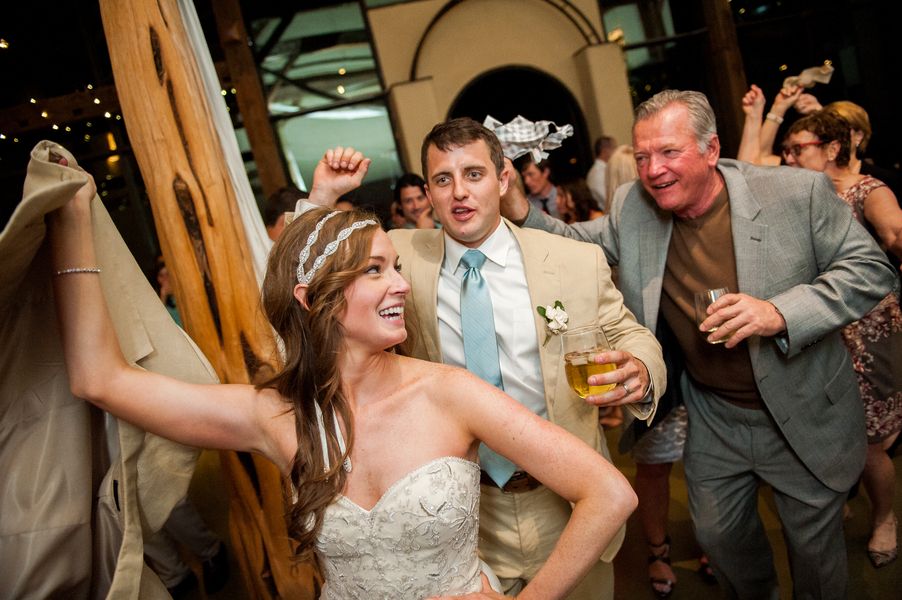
555, 179, 604, 224
263, 185, 307, 241
519, 157, 561, 219
603, 145, 639, 215
587, 135, 617, 208
823, 101, 902, 203
393, 172, 436, 229
784, 110, 902, 567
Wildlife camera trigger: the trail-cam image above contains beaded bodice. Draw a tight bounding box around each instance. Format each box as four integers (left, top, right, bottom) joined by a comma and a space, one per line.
315, 457, 483, 599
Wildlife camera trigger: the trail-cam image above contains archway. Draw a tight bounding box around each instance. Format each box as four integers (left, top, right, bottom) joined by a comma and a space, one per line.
448, 66, 592, 179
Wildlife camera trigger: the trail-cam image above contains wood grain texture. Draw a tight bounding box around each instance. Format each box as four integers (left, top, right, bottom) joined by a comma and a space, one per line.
98, 1, 316, 597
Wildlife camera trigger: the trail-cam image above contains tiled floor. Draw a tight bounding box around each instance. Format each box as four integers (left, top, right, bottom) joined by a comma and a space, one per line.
182, 440, 902, 599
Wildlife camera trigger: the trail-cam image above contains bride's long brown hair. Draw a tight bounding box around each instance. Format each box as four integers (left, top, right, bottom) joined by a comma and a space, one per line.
259, 207, 379, 560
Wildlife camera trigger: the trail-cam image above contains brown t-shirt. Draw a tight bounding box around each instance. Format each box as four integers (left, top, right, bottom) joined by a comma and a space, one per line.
659, 186, 762, 408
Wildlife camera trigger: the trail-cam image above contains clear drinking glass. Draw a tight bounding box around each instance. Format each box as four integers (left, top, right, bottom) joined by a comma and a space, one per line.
694, 287, 730, 344
562, 325, 615, 398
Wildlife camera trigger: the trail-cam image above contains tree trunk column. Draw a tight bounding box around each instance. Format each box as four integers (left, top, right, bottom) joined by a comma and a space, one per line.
702, 0, 748, 157
212, 0, 288, 199
97, 1, 316, 597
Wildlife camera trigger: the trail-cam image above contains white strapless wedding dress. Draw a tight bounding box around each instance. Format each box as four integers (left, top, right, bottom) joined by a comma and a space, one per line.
315, 456, 496, 599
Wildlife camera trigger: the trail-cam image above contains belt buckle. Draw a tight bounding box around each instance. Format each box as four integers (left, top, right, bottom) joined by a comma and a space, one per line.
502, 471, 540, 494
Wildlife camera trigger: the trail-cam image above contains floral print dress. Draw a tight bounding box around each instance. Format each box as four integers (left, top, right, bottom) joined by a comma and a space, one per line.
839, 176, 902, 442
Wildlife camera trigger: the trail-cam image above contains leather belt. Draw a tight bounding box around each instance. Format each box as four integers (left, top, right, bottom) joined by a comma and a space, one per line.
480, 470, 543, 493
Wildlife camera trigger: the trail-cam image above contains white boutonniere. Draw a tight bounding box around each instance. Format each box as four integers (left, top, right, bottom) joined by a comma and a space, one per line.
537, 301, 569, 346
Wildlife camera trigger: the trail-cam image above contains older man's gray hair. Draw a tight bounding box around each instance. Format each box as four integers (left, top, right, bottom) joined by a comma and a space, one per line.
634, 90, 718, 153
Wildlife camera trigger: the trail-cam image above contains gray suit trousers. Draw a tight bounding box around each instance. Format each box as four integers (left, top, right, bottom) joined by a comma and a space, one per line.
682, 374, 848, 600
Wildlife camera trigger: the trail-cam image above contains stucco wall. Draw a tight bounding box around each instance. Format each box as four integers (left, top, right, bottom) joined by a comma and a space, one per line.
368, 0, 633, 171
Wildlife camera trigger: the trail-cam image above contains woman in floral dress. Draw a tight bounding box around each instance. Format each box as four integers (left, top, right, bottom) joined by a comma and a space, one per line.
785, 110, 902, 568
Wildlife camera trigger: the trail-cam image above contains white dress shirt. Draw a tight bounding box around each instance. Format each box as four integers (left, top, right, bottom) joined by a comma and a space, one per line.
586, 158, 607, 207
437, 222, 548, 419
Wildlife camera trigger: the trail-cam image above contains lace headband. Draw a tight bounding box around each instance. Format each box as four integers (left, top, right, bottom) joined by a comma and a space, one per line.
295, 211, 378, 285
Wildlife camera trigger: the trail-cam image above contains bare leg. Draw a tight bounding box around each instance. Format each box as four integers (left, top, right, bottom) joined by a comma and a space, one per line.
863, 433, 899, 565
636, 462, 676, 594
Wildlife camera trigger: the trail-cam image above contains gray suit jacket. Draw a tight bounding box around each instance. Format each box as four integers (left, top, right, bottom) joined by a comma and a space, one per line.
522, 159, 898, 491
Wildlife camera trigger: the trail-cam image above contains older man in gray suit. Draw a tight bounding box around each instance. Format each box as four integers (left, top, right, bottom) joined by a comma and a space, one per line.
502, 90, 898, 599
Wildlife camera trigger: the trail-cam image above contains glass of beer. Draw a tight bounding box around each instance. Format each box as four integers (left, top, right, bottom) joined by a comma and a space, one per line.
562, 325, 616, 398
694, 287, 730, 344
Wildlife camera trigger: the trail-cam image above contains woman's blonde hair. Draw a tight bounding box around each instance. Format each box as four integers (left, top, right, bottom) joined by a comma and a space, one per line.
824, 101, 872, 155
604, 145, 638, 213
259, 207, 379, 561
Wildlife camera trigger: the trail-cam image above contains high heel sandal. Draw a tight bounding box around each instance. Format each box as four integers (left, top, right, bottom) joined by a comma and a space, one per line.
647, 536, 675, 598
868, 514, 898, 569
697, 553, 717, 584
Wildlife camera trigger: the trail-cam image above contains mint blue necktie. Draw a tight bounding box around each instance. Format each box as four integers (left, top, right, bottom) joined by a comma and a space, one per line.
459, 249, 518, 487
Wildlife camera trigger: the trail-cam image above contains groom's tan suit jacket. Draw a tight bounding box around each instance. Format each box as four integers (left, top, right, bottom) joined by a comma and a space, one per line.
0, 142, 218, 599
389, 220, 665, 562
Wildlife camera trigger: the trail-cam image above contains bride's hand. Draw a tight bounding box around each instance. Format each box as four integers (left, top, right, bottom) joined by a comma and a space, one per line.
49, 151, 96, 218
424, 574, 511, 599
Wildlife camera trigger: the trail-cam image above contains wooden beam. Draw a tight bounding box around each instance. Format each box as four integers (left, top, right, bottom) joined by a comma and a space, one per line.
211, 0, 288, 198
701, 0, 747, 157
96, 1, 315, 598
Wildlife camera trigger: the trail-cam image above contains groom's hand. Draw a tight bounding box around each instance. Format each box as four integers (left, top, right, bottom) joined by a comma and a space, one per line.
585, 349, 650, 407
308, 146, 371, 207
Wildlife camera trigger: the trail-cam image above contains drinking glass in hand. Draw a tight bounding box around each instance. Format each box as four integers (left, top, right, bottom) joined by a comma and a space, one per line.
562, 325, 615, 398
694, 287, 730, 344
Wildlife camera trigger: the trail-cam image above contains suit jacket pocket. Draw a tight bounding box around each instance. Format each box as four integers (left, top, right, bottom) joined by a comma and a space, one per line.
824, 357, 858, 406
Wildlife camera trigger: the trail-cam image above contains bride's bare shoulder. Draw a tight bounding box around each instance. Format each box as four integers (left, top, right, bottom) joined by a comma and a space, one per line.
395, 354, 468, 382
394, 355, 498, 402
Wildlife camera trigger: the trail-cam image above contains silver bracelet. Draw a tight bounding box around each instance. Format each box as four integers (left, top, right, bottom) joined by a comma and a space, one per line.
765, 112, 784, 125
55, 267, 102, 276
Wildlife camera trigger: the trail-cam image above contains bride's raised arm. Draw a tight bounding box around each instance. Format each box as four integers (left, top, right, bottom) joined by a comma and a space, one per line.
48, 161, 290, 469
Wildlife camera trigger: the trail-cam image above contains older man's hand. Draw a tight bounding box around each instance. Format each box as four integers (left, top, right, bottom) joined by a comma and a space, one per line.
499, 157, 531, 225
699, 292, 786, 348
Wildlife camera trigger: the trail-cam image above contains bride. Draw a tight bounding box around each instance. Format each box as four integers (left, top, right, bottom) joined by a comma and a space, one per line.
48, 159, 636, 599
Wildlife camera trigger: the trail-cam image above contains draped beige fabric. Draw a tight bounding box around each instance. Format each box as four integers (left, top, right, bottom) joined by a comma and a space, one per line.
0, 141, 218, 598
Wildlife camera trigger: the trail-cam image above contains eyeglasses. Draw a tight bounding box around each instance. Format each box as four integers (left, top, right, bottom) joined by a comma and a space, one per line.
782, 140, 826, 157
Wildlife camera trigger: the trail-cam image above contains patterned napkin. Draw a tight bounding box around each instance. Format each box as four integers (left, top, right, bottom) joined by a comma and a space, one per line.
484, 115, 574, 162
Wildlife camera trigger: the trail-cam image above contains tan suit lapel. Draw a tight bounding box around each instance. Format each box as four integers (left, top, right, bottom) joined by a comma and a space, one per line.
409, 230, 444, 363
507, 222, 562, 417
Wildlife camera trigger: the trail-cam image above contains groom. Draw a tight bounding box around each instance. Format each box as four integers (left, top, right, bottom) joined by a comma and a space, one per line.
387, 118, 665, 598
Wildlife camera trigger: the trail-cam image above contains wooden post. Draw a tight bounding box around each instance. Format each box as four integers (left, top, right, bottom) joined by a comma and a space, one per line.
701, 0, 748, 157
97, 1, 316, 598
211, 0, 288, 199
